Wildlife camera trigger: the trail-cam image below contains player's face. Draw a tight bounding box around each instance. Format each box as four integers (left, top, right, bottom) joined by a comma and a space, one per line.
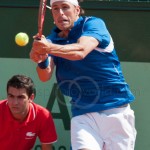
7, 87, 32, 120
51, 1, 80, 31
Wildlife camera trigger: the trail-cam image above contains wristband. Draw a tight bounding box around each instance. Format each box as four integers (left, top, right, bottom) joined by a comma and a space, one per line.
38, 57, 49, 69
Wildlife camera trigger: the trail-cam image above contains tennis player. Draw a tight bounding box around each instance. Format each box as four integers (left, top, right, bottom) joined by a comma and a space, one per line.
30, 0, 137, 149
0, 75, 57, 150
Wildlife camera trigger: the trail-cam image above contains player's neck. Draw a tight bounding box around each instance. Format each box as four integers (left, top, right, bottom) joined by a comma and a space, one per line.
58, 30, 70, 38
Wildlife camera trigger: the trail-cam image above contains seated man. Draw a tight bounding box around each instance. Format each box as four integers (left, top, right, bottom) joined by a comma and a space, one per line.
0, 74, 57, 150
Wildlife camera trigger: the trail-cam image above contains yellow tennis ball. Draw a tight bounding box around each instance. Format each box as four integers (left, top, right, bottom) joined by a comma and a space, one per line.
15, 32, 29, 46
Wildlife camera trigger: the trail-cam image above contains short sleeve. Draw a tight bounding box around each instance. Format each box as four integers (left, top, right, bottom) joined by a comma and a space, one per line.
38, 111, 57, 144
81, 17, 111, 49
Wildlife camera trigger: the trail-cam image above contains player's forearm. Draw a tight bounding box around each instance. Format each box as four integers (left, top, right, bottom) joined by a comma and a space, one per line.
36, 66, 53, 82
36, 58, 55, 82
45, 36, 99, 60
46, 43, 85, 60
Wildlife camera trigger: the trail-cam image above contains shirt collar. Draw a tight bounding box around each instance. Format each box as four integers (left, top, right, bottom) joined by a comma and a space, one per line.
25, 103, 36, 124
73, 16, 83, 29
6, 101, 36, 125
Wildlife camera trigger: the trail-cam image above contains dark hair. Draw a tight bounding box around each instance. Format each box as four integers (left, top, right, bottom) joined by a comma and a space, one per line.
78, 0, 85, 16
7, 75, 36, 98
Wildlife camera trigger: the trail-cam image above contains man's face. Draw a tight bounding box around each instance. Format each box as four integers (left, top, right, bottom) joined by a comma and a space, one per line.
51, 1, 80, 31
7, 87, 31, 118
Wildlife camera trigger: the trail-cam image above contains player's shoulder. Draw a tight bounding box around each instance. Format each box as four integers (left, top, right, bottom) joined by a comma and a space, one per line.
84, 16, 105, 23
0, 99, 7, 105
0, 100, 7, 112
82, 16, 107, 31
32, 102, 51, 117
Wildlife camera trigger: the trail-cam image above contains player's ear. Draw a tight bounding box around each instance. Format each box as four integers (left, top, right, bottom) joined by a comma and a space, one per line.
76, 6, 80, 16
29, 94, 35, 102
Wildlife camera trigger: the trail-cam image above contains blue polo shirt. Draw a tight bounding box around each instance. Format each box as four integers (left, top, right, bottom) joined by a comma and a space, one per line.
47, 16, 135, 117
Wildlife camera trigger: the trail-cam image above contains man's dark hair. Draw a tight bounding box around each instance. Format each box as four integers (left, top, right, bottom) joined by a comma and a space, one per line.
7, 75, 36, 97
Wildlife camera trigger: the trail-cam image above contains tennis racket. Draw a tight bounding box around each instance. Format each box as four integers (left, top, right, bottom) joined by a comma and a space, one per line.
37, 0, 47, 39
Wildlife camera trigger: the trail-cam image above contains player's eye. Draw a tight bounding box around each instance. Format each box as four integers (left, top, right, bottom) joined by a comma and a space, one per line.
52, 7, 59, 11
17, 95, 26, 100
7, 94, 14, 99
61, 5, 70, 11
62, 6, 68, 9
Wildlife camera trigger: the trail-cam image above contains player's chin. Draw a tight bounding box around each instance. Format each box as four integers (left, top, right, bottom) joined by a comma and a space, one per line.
57, 24, 72, 31
10, 108, 20, 114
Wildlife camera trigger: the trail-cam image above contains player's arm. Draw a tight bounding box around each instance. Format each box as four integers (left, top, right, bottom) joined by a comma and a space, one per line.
32, 36, 99, 61
41, 143, 53, 150
30, 50, 55, 82
46, 36, 99, 60
36, 56, 55, 82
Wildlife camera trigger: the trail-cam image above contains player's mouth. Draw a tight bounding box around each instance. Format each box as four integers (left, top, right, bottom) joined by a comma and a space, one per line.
58, 19, 69, 24
11, 107, 20, 112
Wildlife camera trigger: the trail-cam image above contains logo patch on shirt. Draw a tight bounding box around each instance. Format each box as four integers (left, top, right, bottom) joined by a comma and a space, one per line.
25, 132, 36, 139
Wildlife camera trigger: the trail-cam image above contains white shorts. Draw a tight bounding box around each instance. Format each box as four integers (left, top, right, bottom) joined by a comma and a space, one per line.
71, 105, 137, 150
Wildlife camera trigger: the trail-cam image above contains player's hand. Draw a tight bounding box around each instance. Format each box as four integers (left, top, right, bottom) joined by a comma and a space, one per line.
29, 50, 48, 63
32, 35, 51, 55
